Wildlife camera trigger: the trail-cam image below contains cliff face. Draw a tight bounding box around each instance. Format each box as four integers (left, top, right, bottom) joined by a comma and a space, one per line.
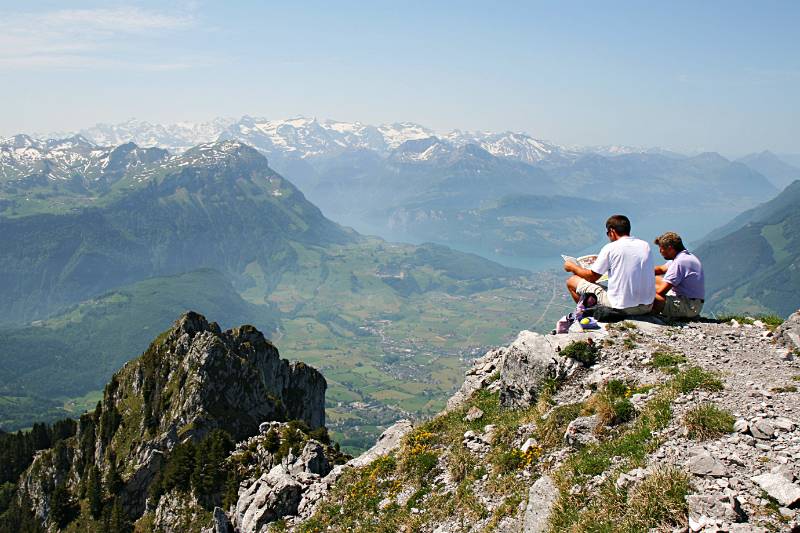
15, 311, 326, 528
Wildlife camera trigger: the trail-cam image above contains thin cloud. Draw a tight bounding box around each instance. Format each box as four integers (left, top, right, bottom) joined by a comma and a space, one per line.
0, 7, 197, 71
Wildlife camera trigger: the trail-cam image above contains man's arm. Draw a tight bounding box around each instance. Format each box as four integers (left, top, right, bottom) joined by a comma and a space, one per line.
655, 276, 672, 297
564, 262, 602, 283
654, 263, 669, 275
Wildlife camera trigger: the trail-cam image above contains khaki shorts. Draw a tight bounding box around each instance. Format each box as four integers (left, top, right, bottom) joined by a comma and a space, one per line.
576, 280, 653, 316
660, 295, 704, 318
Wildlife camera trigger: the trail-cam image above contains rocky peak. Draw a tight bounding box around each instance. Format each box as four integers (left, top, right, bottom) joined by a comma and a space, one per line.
276, 314, 800, 532
16, 312, 327, 526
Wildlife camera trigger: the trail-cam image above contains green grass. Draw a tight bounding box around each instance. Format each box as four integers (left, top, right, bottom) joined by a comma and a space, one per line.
672, 366, 724, 393
548, 365, 720, 531
298, 388, 537, 531
648, 350, 687, 373
683, 404, 735, 440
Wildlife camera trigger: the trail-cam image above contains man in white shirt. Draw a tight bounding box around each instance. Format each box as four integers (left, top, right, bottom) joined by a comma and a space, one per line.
564, 215, 655, 317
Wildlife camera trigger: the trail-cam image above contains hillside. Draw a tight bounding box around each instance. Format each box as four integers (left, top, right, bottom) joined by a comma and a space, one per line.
697, 181, 800, 316
0, 137, 568, 449
0, 140, 351, 325
290, 316, 800, 532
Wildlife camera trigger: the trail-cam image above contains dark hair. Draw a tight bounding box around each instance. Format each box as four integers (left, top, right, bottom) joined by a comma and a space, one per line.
605, 215, 631, 236
654, 231, 686, 252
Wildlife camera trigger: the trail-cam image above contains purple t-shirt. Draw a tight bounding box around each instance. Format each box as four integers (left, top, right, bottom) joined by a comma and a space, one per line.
664, 250, 705, 299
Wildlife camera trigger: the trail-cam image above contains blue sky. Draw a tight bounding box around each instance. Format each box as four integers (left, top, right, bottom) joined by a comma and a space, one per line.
1, 1, 798, 155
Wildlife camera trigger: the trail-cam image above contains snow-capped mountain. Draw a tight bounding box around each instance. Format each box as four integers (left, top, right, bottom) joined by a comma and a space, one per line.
217, 116, 438, 159
0, 133, 168, 185
443, 130, 572, 164
69, 118, 234, 154
27, 116, 681, 166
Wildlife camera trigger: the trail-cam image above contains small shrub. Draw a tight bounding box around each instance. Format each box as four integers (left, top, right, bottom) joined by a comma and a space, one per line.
770, 385, 798, 393
718, 314, 783, 329
560, 341, 599, 367
672, 366, 723, 393
605, 379, 629, 398
683, 404, 735, 440
400, 430, 439, 480
584, 380, 637, 427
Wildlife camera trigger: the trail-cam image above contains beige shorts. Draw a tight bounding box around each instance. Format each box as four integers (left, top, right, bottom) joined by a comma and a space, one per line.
660, 295, 704, 318
576, 280, 653, 316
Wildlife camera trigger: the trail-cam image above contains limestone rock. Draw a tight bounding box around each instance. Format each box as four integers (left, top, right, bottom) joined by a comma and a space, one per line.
522, 475, 558, 532
774, 309, 800, 350
209, 507, 233, 533
686, 453, 726, 477
564, 415, 600, 447
153, 490, 211, 532
234, 467, 303, 532
751, 473, 800, 507
289, 440, 331, 477
687, 494, 745, 527
447, 349, 504, 410
750, 419, 775, 440
465, 406, 484, 422
499, 331, 582, 409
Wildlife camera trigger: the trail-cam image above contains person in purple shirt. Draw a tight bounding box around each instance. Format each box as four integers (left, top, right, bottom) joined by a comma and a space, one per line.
652, 232, 705, 318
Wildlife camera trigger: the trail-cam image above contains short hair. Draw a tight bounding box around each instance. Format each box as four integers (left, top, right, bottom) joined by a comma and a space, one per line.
605, 215, 631, 236
654, 231, 685, 252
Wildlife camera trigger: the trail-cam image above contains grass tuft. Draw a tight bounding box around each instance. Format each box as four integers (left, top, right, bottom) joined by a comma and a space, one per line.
683, 403, 735, 440
671, 366, 723, 393
648, 350, 687, 373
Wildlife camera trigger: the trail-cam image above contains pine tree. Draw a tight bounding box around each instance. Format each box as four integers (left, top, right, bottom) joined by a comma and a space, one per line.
104, 458, 123, 496
49, 482, 73, 528
88, 465, 103, 519
108, 497, 131, 533
263, 429, 280, 454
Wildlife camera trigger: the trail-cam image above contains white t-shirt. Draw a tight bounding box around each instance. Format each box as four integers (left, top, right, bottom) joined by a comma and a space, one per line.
591, 236, 655, 309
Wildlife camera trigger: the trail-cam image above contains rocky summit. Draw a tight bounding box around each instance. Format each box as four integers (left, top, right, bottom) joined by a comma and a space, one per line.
280, 313, 800, 532
7, 312, 328, 531
6, 311, 800, 532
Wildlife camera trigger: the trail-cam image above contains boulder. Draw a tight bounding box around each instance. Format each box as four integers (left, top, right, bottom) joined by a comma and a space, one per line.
447, 349, 504, 410
349, 419, 413, 468
687, 494, 746, 527
465, 406, 484, 422
751, 473, 800, 507
289, 440, 331, 477
774, 310, 800, 350
750, 419, 775, 440
234, 467, 303, 532
499, 331, 583, 409
522, 475, 559, 532
564, 415, 600, 447
686, 453, 726, 477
